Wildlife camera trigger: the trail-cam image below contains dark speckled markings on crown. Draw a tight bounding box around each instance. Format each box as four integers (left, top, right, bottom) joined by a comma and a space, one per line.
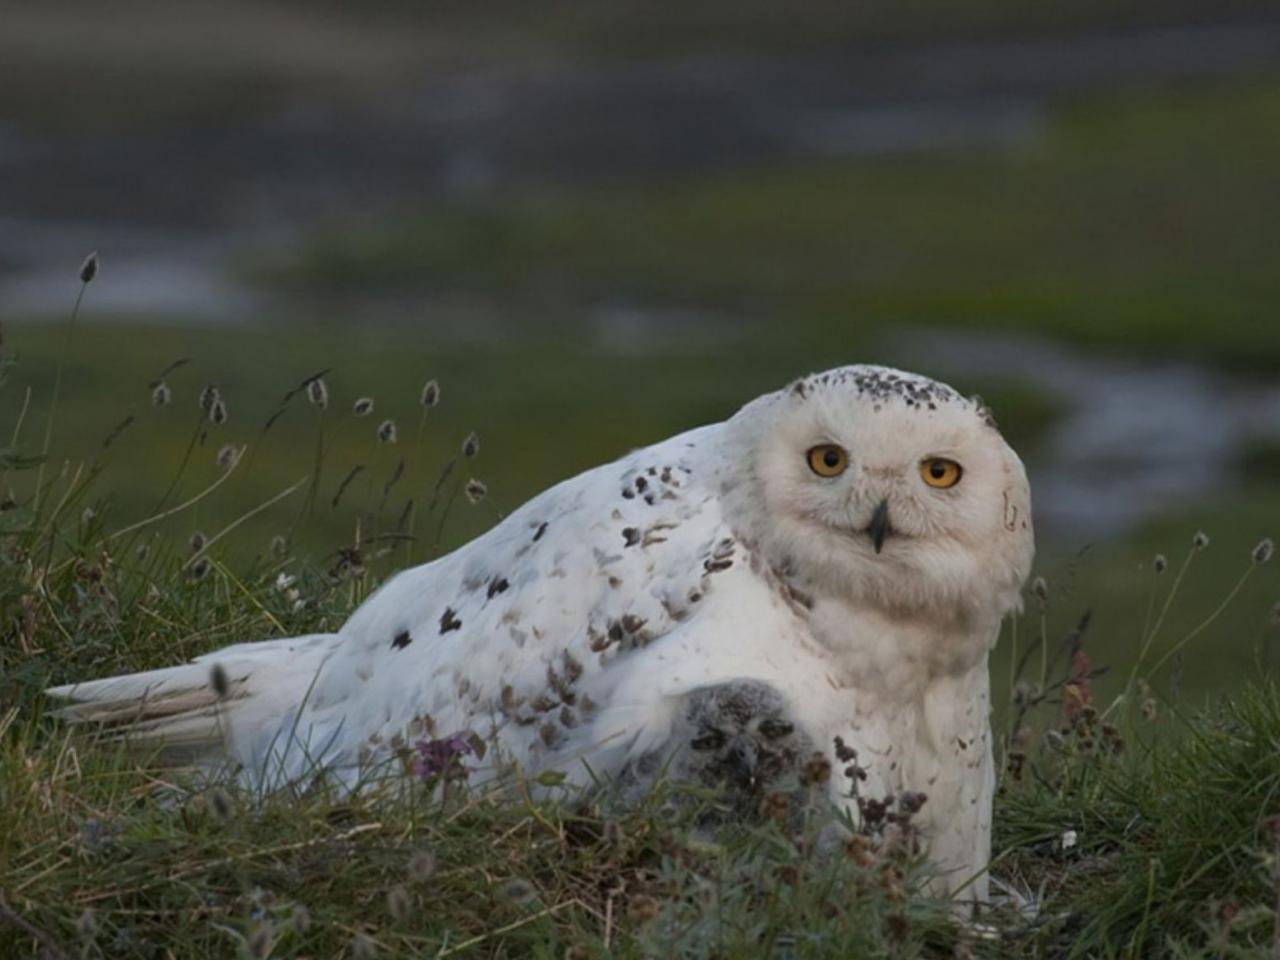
789, 367, 971, 415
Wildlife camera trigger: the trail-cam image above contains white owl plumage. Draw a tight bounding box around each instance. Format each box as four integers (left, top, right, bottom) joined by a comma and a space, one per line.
49, 365, 1034, 900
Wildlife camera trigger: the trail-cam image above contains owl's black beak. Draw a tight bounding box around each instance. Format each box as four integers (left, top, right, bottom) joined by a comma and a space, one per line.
867, 500, 891, 554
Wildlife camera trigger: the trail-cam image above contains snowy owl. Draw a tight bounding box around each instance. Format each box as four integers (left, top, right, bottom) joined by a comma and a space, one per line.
48, 365, 1034, 899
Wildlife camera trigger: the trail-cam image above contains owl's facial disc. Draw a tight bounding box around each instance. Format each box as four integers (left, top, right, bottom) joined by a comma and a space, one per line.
723, 364, 1035, 616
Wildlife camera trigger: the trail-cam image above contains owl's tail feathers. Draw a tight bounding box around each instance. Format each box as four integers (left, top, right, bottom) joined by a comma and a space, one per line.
45, 633, 341, 784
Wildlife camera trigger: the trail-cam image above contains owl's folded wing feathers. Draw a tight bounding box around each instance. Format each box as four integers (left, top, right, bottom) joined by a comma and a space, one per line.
309, 421, 826, 784
53, 422, 804, 788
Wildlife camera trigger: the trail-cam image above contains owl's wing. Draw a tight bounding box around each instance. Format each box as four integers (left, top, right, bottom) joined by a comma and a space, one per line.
302, 421, 823, 784
47, 421, 822, 790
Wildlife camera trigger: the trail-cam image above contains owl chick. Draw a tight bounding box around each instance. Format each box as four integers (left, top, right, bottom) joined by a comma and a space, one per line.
617, 679, 816, 826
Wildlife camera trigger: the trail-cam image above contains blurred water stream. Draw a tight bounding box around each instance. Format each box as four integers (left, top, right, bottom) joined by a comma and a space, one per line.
893, 329, 1280, 541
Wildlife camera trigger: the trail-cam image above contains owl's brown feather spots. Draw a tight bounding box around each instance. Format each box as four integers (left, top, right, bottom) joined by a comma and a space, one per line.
642, 521, 678, 546
588, 624, 610, 652
500, 685, 523, 712
561, 650, 584, 685
704, 538, 736, 574
439, 608, 462, 634
391, 630, 413, 650
545, 663, 563, 696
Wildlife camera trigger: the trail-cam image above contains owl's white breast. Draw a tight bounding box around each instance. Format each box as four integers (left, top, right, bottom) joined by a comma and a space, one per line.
801, 596, 998, 897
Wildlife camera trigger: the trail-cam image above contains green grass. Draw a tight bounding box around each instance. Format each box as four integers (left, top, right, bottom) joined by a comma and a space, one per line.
5, 689, 1280, 959
0, 722, 959, 958
995, 684, 1280, 958
256, 79, 1280, 371
2, 543, 1278, 957
989, 489, 1280, 717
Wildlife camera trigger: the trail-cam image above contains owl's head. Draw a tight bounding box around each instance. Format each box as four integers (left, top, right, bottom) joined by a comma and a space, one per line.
721, 366, 1034, 621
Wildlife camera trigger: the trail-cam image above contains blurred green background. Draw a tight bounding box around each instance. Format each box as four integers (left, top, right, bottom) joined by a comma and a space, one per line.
1, 0, 1277, 709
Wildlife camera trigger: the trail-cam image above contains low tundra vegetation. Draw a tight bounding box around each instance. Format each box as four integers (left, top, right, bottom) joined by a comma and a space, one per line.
2, 261, 1278, 958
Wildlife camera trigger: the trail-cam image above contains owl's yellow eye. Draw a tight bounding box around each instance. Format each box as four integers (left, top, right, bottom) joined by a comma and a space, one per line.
920, 458, 963, 489
807, 444, 848, 478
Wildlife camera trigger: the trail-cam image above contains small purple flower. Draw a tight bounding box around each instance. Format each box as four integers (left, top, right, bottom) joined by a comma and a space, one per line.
412, 733, 474, 780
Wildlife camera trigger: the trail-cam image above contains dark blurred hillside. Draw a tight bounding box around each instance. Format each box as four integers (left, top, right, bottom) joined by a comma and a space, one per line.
4, 0, 1278, 131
